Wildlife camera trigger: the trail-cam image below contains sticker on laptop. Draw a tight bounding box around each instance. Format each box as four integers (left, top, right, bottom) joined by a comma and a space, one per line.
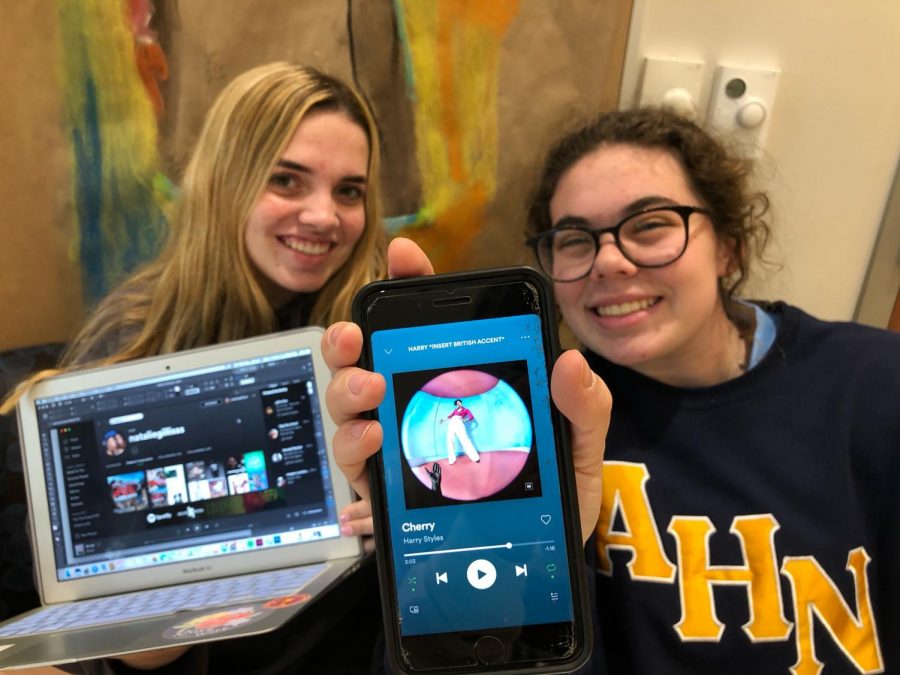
263, 593, 312, 609
163, 606, 271, 640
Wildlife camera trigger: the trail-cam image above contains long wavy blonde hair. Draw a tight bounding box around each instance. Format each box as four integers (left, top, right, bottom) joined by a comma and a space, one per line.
1, 63, 386, 413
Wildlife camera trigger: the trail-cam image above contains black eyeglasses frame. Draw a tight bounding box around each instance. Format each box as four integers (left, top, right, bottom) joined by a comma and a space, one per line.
526, 205, 710, 282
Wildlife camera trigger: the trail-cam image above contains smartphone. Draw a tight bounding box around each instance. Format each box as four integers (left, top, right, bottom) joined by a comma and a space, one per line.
352, 267, 591, 674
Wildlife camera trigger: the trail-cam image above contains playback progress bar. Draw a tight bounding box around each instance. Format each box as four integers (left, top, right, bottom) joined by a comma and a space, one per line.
404, 540, 555, 558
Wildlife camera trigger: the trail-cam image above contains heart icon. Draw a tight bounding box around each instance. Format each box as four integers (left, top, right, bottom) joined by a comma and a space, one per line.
540, 515, 551, 525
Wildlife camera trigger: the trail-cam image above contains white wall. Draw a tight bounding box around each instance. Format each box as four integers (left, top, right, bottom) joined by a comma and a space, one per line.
620, 0, 900, 322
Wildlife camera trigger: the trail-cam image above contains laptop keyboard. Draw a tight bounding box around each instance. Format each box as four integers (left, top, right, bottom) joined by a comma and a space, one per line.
0, 563, 328, 638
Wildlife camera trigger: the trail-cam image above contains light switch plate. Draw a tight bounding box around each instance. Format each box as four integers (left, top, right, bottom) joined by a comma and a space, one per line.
707, 65, 780, 157
638, 57, 705, 120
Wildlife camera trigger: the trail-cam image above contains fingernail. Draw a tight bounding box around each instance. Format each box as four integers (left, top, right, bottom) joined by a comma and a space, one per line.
341, 524, 353, 536
582, 359, 595, 389
349, 420, 372, 439
339, 512, 350, 522
348, 372, 372, 394
327, 322, 346, 346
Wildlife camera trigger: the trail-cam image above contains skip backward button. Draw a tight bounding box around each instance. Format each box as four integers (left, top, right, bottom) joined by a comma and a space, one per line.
466, 559, 497, 590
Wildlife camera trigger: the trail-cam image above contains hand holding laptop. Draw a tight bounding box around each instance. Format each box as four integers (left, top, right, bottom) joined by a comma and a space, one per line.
338, 498, 374, 538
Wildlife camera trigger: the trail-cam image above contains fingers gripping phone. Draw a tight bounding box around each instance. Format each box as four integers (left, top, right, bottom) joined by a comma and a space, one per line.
353, 268, 591, 674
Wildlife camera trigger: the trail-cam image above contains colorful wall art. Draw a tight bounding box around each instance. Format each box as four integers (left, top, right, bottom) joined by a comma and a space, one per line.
57, 0, 172, 305
389, 1, 519, 272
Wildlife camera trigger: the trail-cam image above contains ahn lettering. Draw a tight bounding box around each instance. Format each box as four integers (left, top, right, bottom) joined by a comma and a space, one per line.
596, 461, 884, 674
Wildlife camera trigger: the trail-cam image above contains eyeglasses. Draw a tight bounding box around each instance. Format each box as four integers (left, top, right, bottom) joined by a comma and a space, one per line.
526, 205, 710, 282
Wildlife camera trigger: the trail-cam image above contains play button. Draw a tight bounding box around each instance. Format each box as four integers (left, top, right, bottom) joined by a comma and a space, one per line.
466, 559, 497, 590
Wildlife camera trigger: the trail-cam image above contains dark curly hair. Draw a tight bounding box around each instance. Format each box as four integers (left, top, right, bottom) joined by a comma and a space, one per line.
526, 108, 771, 321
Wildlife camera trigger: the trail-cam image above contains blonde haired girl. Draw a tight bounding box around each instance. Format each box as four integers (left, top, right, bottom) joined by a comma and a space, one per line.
67, 61, 386, 365
3, 62, 388, 672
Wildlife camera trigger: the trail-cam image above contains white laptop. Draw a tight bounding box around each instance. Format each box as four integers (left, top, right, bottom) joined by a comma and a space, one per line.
0, 327, 365, 669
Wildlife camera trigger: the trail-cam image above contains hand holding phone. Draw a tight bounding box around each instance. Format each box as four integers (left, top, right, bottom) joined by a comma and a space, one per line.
324, 325, 607, 544
347, 263, 596, 673
323, 239, 608, 541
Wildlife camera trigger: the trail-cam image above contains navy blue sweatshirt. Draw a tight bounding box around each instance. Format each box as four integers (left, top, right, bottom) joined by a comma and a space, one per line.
585, 302, 900, 674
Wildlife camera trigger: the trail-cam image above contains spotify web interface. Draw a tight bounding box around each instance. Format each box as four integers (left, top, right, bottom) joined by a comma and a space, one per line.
34, 349, 338, 582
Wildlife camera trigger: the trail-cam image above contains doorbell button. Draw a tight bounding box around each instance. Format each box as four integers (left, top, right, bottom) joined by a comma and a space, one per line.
473, 635, 505, 665
736, 100, 767, 129
466, 559, 497, 590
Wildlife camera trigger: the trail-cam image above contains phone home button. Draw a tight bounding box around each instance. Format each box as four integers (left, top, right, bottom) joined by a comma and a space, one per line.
474, 635, 505, 665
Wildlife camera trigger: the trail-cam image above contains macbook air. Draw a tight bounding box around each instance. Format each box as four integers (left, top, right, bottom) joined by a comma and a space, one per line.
0, 327, 365, 669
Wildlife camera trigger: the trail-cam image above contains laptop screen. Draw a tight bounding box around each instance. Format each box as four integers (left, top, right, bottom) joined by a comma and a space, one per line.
33, 348, 339, 583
